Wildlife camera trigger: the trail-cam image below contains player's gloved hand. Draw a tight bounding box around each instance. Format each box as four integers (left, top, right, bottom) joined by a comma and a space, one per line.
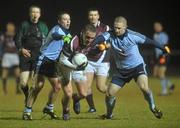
98, 42, 111, 51
76, 62, 88, 71
163, 45, 171, 54
63, 34, 72, 44
159, 54, 166, 64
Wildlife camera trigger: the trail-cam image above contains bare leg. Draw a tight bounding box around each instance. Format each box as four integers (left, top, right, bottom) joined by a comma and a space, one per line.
20, 71, 31, 103
26, 74, 45, 107
86, 72, 96, 112
2, 68, 9, 94
14, 67, 21, 94
136, 74, 163, 119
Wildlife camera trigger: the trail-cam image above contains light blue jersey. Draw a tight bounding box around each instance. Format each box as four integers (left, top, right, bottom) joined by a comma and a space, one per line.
101, 29, 147, 69
153, 32, 168, 58
40, 25, 70, 60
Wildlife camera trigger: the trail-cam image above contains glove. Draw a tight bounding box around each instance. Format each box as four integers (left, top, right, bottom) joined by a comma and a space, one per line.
98, 42, 111, 51
163, 46, 171, 54
159, 55, 166, 64
63, 34, 72, 44
76, 62, 88, 71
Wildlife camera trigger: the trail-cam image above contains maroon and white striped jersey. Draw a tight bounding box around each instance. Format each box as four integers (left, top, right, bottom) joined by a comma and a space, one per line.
95, 21, 110, 36
4, 35, 17, 53
71, 33, 110, 63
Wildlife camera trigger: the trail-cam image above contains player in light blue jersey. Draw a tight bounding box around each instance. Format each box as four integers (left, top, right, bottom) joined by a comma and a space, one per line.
93, 16, 170, 119
153, 22, 175, 95
23, 11, 75, 120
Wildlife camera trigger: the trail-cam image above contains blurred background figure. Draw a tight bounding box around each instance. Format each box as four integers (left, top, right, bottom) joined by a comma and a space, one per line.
153, 21, 175, 96
0, 32, 4, 64
1, 22, 21, 95
15, 5, 48, 103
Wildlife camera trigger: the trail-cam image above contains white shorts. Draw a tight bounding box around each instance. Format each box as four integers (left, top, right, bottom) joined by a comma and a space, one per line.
57, 62, 72, 82
1, 53, 19, 68
85, 61, 110, 76
72, 70, 87, 82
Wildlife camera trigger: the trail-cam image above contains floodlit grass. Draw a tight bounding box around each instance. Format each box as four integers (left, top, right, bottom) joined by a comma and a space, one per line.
0, 77, 180, 128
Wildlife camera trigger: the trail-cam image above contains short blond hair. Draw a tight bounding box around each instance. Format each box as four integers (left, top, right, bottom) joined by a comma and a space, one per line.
114, 16, 127, 26
29, 5, 41, 13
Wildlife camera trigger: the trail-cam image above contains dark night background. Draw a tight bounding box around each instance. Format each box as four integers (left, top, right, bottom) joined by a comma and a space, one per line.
0, 0, 179, 73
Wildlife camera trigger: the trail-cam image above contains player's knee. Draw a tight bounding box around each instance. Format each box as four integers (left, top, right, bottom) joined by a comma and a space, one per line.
20, 80, 27, 87
36, 85, 43, 92
106, 90, 114, 97
29, 86, 42, 95
86, 88, 92, 95
159, 75, 165, 79
20, 77, 28, 87
140, 84, 149, 93
2, 73, 8, 79
79, 91, 87, 98
97, 85, 107, 93
65, 92, 73, 99
53, 84, 61, 93
36, 80, 44, 88
64, 89, 73, 99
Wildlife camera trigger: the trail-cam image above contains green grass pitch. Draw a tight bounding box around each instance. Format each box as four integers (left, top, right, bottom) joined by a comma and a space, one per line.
0, 77, 180, 128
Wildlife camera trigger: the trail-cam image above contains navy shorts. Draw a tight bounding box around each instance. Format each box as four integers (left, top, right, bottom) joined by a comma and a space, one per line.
19, 48, 40, 72
35, 55, 58, 78
111, 63, 147, 87
19, 56, 37, 72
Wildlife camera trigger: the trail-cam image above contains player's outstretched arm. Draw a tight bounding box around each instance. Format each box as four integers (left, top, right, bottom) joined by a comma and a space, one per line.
52, 33, 72, 44
58, 52, 77, 69
144, 37, 171, 54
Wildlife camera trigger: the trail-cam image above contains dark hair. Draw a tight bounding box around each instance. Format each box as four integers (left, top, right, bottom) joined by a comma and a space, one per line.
87, 7, 99, 14
57, 11, 70, 20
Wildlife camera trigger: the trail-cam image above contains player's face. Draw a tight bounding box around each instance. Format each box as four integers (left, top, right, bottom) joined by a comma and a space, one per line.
88, 11, 100, 25
154, 23, 163, 32
114, 22, 127, 36
59, 14, 71, 29
0, 34, 4, 41
30, 7, 41, 23
6, 23, 16, 36
83, 30, 96, 44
